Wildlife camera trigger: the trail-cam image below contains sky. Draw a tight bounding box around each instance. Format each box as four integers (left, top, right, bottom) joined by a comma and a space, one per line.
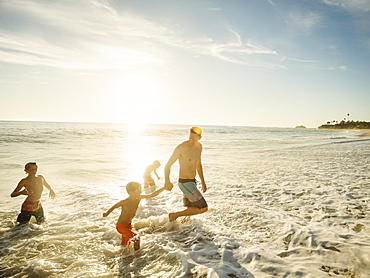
0, 0, 369, 128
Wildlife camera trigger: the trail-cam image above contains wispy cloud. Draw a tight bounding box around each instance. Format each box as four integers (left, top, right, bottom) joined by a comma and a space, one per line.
0, 1, 167, 70
0, 0, 286, 71
286, 10, 323, 35
322, 0, 370, 12
321, 0, 370, 40
288, 58, 317, 63
206, 30, 284, 69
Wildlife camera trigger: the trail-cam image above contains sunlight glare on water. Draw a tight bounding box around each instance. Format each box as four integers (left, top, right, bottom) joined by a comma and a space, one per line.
123, 123, 158, 181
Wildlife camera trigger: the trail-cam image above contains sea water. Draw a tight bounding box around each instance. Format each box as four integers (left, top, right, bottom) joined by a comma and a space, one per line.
0, 121, 370, 278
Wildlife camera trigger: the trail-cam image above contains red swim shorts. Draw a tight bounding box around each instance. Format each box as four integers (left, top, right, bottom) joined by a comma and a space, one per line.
22, 200, 42, 211
116, 223, 137, 245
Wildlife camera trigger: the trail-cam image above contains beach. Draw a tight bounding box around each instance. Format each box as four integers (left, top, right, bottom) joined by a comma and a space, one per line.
1, 121, 370, 277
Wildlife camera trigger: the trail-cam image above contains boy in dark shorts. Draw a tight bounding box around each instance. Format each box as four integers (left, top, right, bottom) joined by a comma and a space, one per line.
143, 160, 161, 188
10, 162, 57, 225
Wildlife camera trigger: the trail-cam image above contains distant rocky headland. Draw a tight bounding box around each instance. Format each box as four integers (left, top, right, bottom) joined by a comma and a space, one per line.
318, 120, 370, 129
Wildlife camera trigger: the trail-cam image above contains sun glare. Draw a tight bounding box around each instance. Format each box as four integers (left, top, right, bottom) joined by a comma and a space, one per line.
109, 73, 161, 125
106, 72, 164, 183
124, 123, 155, 181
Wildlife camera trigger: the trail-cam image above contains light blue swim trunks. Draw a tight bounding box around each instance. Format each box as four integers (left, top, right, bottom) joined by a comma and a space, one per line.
178, 179, 208, 209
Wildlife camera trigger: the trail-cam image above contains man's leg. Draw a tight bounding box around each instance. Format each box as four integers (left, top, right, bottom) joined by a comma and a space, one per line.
169, 206, 208, 222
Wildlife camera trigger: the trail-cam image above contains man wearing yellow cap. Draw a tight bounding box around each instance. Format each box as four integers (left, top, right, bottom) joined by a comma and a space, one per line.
164, 126, 208, 222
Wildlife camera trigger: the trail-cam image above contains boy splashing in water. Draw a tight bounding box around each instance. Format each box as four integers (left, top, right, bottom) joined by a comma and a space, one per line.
11, 162, 57, 225
103, 181, 167, 250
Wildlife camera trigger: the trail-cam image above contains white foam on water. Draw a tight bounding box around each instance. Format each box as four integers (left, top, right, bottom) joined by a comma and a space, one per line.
1, 122, 370, 277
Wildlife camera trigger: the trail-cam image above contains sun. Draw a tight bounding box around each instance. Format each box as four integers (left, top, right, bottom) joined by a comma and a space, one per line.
108, 72, 162, 124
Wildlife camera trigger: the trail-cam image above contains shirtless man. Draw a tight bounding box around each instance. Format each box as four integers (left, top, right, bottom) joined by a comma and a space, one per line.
103, 181, 166, 250
11, 162, 57, 224
164, 126, 208, 222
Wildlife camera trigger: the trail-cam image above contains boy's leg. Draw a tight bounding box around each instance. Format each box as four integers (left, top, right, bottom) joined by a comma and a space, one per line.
16, 211, 32, 224
144, 177, 155, 188
116, 224, 137, 245
129, 236, 140, 251
34, 207, 45, 224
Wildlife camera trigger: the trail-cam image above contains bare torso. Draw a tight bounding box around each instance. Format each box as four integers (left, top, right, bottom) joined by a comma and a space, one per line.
117, 197, 141, 225
143, 165, 153, 178
23, 176, 44, 202
177, 141, 202, 179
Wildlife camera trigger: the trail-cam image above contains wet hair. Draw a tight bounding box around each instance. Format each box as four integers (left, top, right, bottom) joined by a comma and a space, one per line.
126, 181, 141, 194
190, 126, 202, 136
25, 162, 37, 171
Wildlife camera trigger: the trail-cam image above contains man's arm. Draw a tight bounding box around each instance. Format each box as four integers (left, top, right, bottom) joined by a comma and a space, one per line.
103, 200, 123, 217
10, 180, 29, 198
164, 145, 181, 190
40, 175, 57, 199
196, 157, 207, 193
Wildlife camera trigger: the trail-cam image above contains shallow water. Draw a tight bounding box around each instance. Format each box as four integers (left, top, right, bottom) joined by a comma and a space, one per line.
1, 121, 370, 277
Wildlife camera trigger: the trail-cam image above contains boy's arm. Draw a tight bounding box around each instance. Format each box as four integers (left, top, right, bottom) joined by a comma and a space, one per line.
40, 175, 57, 199
10, 180, 29, 198
103, 200, 123, 217
154, 169, 160, 179
141, 187, 166, 199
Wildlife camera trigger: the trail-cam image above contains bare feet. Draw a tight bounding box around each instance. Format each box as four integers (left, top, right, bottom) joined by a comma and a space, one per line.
181, 216, 191, 223
133, 237, 140, 251
129, 236, 140, 251
168, 213, 178, 222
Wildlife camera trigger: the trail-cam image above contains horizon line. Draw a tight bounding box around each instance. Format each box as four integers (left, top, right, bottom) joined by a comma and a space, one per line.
0, 118, 318, 129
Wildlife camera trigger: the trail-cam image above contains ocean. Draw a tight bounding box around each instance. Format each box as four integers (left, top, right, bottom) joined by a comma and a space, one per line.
0, 121, 369, 278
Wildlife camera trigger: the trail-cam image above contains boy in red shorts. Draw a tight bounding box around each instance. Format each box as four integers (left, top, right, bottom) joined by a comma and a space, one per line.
11, 162, 57, 225
103, 181, 167, 250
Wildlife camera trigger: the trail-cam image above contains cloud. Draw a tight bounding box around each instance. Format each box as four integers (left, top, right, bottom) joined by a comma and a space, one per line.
288, 58, 317, 63
168, 29, 283, 70
0, 1, 167, 70
0, 0, 286, 71
322, 0, 370, 43
314, 65, 348, 71
266, 0, 277, 8
206, 30, 284, 69
322, 0, 370, 12
287, 10, 323, 35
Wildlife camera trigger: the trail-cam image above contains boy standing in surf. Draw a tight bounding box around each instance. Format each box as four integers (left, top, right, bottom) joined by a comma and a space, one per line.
103, 181, 167, 250
10, 162, 57, 225
164, 126, 208, 222
143, 160, 161, 188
